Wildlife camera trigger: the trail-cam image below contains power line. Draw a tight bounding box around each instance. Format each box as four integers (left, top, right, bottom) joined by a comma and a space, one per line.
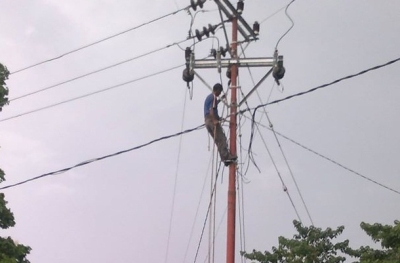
164, 87, 189, 263
9, 39, 189, 102
245, 56, 400, 117
193, 164, 223, 263
243, 115, 400, 196
240, 44, 313, 225
10, 6, 189, 75
0, 64, 183, 123
0, 124, 205, 191
265, 126, 400, 196
260, 5, 288, 24
275, 0, 296, 50
183, 153, 216, 263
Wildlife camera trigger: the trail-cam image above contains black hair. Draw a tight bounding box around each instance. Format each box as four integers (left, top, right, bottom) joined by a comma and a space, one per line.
213, 83, 223, 92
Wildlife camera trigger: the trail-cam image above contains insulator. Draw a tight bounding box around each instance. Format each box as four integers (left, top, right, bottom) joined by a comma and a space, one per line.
237, 1, 244, 14
273, 66, 285, 80
195, 29, 203, 41
253, 21, 260, 35
185, 47, 192, 62
208, 24, 216, 35
273, 55, 285, 80
182, 68, 194, 83
220, 46, 227, 57
211, 48, 217, 59
190, 0, 204, 11
203, 26, 210, 37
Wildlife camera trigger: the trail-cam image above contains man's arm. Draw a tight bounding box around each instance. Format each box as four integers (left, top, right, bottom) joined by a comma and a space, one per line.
210, 94, 219, 124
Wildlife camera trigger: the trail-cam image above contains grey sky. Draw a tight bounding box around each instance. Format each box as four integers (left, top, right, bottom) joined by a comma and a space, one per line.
0, 0, 399, 262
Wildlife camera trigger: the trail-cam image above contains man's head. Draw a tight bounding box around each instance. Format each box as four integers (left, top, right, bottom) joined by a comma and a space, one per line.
213, 83, 223, 96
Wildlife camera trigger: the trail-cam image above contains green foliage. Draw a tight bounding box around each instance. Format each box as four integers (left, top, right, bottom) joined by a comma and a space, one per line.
0, 237, 31, 263
350, 221, 400, 263
0, 103, 31, 262
0, 193, 15, 229
242, 220, 354, 263
0, 177, 31, 262
0, 169, 5, 184
0, 63, 10, 111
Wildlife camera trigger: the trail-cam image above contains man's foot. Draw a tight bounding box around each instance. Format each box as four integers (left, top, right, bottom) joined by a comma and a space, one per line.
223, 155, 237, 166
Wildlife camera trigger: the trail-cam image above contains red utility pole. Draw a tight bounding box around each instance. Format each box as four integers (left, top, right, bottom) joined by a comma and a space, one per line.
185, 3, 283, 263
226, 14, 238, 263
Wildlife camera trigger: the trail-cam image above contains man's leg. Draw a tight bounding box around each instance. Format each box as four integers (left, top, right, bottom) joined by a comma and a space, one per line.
214, 122, 231, 161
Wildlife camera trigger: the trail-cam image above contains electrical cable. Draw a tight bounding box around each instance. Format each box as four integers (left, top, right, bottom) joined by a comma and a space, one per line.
241, 114, 400, 196
240, 44, 314, 225
10, 6, 189, 75
245, 56, 400, 129
193, 163, 223, 263
249, 111, 303, 223
9, 39, 189, 102
0, 124, 205, 191
0, 64, 184, 123
209, 144, 218, 263
164, 87, 188, 263
183, 153, 215, 263
236, 68, 303, 223
259, 122, 400, 196
275, 0, 296, 50
237, 108, 247, 263
202, 206, 227, 263
260, 5, 288, 24
217, 6, 230, 56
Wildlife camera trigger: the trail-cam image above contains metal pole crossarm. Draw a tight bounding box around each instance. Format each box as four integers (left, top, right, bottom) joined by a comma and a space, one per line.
238, 68, 273, 107
193, 57, 275, 69
213, 0, 257, 41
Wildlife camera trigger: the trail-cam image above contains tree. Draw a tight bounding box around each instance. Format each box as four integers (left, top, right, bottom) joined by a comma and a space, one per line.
0, 63, 31, 262
0, 63, 10, 111
350, 221, 400, 263
242, 220, 355, 263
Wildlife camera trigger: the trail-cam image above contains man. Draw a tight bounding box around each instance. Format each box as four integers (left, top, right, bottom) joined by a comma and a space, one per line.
204, 83, 236, 166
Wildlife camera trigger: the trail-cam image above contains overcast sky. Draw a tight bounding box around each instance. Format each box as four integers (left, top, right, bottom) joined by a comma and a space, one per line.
0, 0, 399, 262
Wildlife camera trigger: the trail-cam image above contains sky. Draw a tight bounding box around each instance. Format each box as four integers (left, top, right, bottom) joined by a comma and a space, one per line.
0, 0, 399, 262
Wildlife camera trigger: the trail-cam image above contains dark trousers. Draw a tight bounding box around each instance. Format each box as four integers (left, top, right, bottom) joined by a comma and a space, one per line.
205, 115, 230, 161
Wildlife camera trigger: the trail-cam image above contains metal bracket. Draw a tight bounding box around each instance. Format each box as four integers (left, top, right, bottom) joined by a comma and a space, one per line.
213, 0, 258, 41
238, 68, 273, 107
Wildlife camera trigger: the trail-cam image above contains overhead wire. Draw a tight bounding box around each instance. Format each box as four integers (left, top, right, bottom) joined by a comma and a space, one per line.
239, 43, 314, 225
10, 6, 189, 74
209, 142, 218, 263
0, 124, 205, 191
183, 153, 215, 263
193, 163, 223, 263
0, 64, 184, 123
237, 90, 247, 263
217, 6, 230, 55
9, 39, 189, 102
246, 106, 304, 222
275, 0, 296, 50
259, 122, 400, 196
241, 114, 400, 196
245, 56, 400, 117
2, 57, 400, 191
260, 5, 288, 24
164, 87, 189, 263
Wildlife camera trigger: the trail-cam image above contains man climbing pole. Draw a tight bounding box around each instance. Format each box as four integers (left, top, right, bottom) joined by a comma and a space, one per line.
204, 83, 237, 166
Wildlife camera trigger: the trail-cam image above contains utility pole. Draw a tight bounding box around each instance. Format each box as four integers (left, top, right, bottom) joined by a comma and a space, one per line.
182, 1, 285, 263
226, 11, 238, 263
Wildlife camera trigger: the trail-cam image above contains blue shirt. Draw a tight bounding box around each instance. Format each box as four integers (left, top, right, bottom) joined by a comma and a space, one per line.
204, 93, 219, 118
